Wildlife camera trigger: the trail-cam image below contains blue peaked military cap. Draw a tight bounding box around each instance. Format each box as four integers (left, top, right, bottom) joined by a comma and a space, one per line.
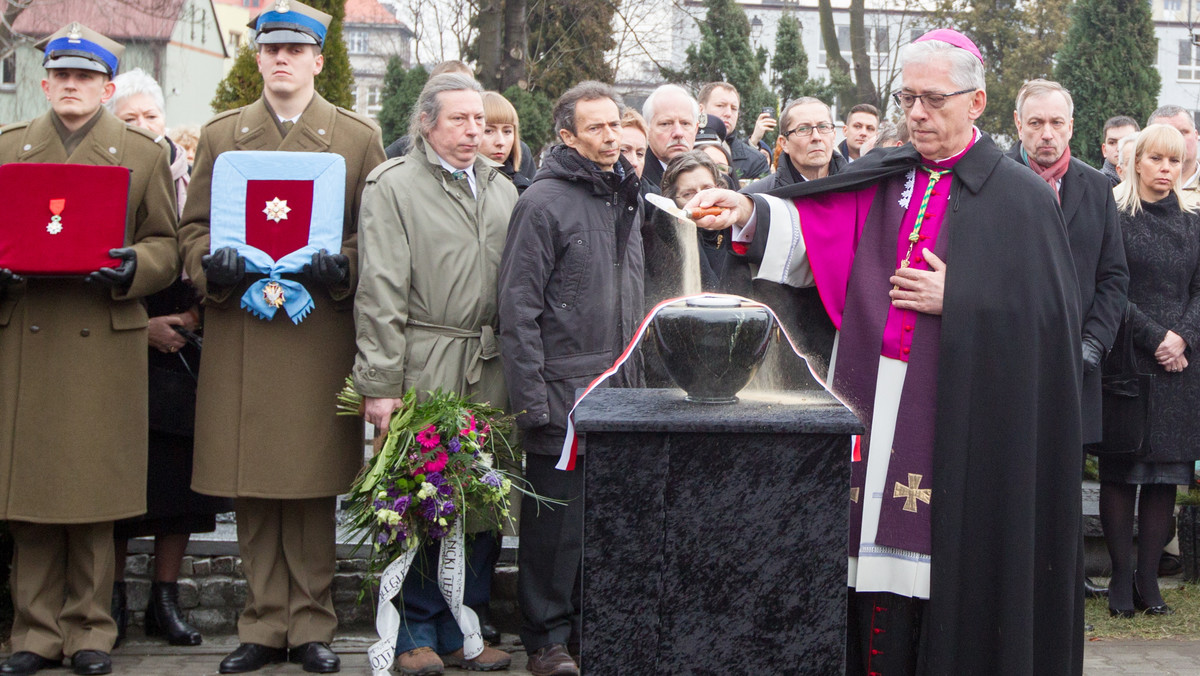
249, 0, 332, 48
35, 23, 123, 78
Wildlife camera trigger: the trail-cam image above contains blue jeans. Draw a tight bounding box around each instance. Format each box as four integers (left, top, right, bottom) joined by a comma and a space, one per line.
395, 533, 498, 654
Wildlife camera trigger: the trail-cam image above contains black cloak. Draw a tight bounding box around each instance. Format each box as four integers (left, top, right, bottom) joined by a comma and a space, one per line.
744, 137, 1085, 675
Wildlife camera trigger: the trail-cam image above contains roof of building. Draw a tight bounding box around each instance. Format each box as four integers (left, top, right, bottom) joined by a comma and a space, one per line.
13, 0, 189, 42
345, 0, 400, 25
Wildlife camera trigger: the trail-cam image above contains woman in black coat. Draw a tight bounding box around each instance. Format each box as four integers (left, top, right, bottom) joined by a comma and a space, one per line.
1102, 124, 1200, 617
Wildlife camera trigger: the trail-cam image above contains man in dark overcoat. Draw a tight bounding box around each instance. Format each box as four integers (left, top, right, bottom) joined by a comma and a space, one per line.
688, 30, 1086, 675
0, 23, 179, 676
175, 2, 384, 673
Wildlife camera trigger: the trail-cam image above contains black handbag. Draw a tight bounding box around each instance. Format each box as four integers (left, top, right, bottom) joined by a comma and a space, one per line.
1089, 306, 1153, 456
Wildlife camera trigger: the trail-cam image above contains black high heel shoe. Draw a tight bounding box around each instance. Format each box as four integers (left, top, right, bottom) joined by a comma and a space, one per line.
1132, 574, 1175, 616
145, 581, 203, 645
1108, 606, 1135, 618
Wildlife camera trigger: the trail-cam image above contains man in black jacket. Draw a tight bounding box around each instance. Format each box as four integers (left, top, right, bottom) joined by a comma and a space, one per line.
698, 81, 770, 180
741, 96, 848, 382
640, 84, 698, 191
1009, 78, 1129, 601
498, 81, 644, 676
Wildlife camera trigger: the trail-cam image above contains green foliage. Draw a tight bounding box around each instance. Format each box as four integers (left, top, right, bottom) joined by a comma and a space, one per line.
526, 0, 617, 101
771, 14, 839, 106
211, 44, 262, 113
504, 85, 555, 154
932, 0, 1071, 137
308, 0, 356, 109
210, 0, 355, 113
660, 0, 772, 139
1056, 0, 1160, 167
377, 60, 429, 145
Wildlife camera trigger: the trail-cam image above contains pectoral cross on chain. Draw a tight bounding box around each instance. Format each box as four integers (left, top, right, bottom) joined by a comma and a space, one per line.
893, 473, 931, 513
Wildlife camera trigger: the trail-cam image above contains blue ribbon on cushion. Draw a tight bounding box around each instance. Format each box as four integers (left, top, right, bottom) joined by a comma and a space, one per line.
210, 151, 346, 324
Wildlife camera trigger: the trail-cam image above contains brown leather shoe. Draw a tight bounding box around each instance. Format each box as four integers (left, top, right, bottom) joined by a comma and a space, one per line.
441, 645, 511, 671
396, 647, 443, 676
527, 644, 578, 676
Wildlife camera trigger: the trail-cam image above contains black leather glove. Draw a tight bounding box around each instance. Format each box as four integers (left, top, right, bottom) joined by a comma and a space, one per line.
202, 247, 245, 288
86, 248, 136, 289
303, 248, 349, 286
1082, 335, 1104, 374
0, 268, 22, 285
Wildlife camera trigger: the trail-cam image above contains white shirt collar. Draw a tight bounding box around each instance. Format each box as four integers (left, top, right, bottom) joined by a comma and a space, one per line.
436, 155, 477, 198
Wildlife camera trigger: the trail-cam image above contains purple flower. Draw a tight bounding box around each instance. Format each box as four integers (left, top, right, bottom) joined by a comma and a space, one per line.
481, 471, 502, 488
376, 532, 391, 545
426, 471, 445, 486
438, 483, 453, 498
420, 498, 439, 521
448, 437, 462, 454
392, 495, 411, 514
428, 523, 449, 539
440, 501, 455, 516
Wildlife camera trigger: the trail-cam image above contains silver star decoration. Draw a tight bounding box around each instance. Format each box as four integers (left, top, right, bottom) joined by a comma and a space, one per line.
263, 197, 291, 223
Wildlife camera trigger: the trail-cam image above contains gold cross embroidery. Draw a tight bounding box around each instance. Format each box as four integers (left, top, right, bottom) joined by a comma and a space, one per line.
850, 487, 860, 503
893, 473, 931, 513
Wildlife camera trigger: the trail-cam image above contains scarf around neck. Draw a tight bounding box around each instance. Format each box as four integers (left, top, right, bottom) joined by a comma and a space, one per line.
1021, 145, 1070, 201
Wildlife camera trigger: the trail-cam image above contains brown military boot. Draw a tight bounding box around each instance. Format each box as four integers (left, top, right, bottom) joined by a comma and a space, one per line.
526, 644, 578, 676
395, 647, 443, 676
441, 645, 511, 671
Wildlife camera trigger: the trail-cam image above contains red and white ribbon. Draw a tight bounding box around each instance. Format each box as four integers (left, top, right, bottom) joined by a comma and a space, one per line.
555, 293, 822, 471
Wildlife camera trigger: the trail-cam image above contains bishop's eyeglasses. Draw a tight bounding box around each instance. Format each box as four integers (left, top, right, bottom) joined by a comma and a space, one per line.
891, 88, 976, 110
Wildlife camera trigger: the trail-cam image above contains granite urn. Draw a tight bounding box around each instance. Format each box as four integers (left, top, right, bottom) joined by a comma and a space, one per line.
651, 296, 777, 403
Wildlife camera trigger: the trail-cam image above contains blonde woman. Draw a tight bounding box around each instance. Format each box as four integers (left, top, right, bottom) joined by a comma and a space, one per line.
1101, 124, 1200, 618
480, 91, 533, 192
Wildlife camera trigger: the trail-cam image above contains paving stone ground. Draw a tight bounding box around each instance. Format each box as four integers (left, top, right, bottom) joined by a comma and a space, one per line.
6, 633, 1199, 674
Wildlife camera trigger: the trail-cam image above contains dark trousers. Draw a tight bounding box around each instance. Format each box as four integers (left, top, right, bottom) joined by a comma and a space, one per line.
846, 590, 929, 676
517, 452, 584, 654
395, 533, 498, 655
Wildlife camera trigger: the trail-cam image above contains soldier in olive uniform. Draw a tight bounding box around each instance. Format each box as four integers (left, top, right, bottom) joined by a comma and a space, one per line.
175, 2, 384, 673
0, 24, 180, 676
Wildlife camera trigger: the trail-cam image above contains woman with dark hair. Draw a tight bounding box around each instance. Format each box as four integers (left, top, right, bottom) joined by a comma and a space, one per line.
106, 67, 231, 647
1101, 123, 1200, 618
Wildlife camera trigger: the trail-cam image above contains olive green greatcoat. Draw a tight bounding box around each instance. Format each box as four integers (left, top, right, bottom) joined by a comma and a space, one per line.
0, 108, 180, 523
352, 136, 517, 411
178, 94, 385, 499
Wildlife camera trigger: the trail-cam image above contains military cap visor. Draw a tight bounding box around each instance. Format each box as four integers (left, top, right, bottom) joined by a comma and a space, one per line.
35, 24, 122, 76
249, 2, 331, 48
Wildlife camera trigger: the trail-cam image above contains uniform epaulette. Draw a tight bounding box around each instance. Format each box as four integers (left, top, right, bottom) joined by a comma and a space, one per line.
365, 156, 406, 182
334, 106, 380, 133
204, 108, 242, 128
0, 120, 31, 137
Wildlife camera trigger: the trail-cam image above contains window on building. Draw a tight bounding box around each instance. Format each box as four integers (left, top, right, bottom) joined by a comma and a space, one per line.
230, 31, 241, 50
367, 85, 382, 116
1178, 39, 1200, 81
1, 54, 15, 88
347, 30, 370, 54
821, 25, 891, 69
1165, 0, 1183, 11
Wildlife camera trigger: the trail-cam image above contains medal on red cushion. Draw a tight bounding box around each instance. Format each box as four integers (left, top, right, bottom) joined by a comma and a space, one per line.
47, 198, 65, 234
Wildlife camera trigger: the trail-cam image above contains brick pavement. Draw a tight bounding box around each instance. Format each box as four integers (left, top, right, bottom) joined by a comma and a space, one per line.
5, 634, 1199, 674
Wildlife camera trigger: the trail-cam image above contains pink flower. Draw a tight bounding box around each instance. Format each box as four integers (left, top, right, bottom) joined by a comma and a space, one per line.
416, 425, 440, 449
422, 451, 448, 474
460, 414, 477, 437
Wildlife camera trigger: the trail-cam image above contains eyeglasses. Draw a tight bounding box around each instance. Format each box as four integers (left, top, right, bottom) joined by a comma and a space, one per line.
892, 89, 976, 110
782, 123, 835, 138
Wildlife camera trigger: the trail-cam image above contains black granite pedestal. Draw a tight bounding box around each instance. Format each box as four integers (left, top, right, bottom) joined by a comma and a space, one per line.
574, 388, 862, 675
